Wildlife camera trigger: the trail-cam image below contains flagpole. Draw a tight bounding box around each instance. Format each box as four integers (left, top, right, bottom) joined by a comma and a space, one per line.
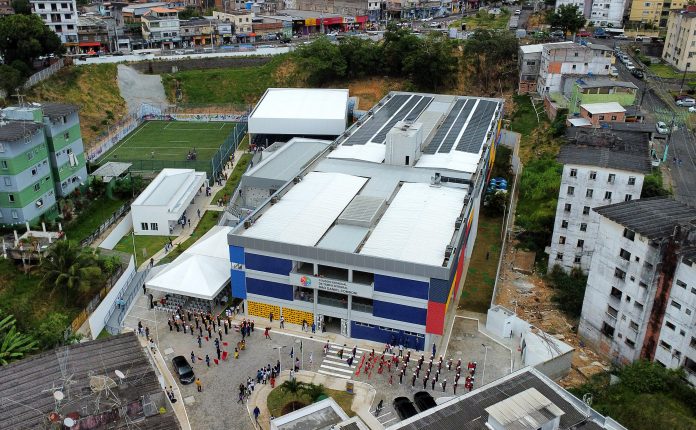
301, 340, 304, 370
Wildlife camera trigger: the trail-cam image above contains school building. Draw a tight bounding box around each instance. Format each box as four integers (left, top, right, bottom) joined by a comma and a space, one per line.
227, 92, 504, 352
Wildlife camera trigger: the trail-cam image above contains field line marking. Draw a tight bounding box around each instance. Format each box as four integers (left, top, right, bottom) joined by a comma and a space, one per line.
105, 121, 151, 159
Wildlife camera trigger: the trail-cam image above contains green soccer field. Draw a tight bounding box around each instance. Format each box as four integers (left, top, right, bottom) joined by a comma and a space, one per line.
98, 121, 236, 164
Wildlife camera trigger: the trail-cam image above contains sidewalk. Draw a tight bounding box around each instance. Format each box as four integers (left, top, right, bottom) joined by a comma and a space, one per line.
248, 369, 381, 430
137, 147, 247, 271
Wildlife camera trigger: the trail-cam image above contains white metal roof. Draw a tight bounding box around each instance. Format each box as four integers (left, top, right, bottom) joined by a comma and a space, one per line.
241, 171, 367, 246
519, 44, 544, 54
485, 388, 564, 428
360, 183, 467, 266
567, 117, 592, 127
250, 88, 349, 122
327, 142, 386, 163
132, 168, 206, 209
244, 138, 331, 182
580, 102, 626, 114
415, 150, 483, 173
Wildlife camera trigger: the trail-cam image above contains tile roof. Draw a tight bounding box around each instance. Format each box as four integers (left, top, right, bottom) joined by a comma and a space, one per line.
0, 332, 180, 430
594, 197, 696, 240
0, 120, 43, 142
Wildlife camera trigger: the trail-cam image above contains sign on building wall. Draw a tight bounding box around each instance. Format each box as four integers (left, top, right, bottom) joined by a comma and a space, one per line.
289, 273, 373, 298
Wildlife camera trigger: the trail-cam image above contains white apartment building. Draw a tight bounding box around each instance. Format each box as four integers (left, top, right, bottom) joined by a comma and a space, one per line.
662, 8, 696, 72
588, 0, 627, 27
537, 42, 613, 96
212, 10, 254, 34
548, 129, 651, 273
31, 0, 78, 46
141, 7, 180, 49
578, 197, 696, 385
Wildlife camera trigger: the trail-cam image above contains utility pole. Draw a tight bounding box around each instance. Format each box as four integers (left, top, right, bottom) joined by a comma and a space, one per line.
662, 112, 676, 163
680, 62, 691, 95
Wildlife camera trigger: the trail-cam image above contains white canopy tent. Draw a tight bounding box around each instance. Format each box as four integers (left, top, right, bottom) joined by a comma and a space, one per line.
146, 225, 232, 300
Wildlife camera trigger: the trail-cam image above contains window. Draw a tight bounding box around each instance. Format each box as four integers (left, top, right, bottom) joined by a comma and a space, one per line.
635, 256, 640, 262
630, 320, 639, 331
601, 322, 615, 337
623, 228, 635, 241
586, 188, 594, 198
0, 143, 4, 152
559, 236, 566, 244
608, 173, 616, 183
3, 177, 10, 186
33, 183, 40, 192
672, 300, 682, 310
8, 194, 14, 203
691, 337, 696, 349
589, 171, 597, 180
619, 248, 631, 260
604, 191, 612, 200
610, 287, 622, 299
580, 223, 587, 232
574, 255, 582, 264
677, 279, 687, 288
599, 115, 605, 120
583, 206, 590, 215
614, 268, 626, 280
611, 115, 617, 120
556, 253, 564, 260
0, 160, 7, 169
150, 223, 159, 231
565, 203, 572, 212
567, 186, 575, 196
666, 321, 676, 330
660, 340, 672, 351
11, 210, 18, 219
140, 223, 149, 231
628, 176, 636, 185
561, 220, 569, 228
577, 239, 584, 248
625, 338, 635, 348
569, 168, 578, 177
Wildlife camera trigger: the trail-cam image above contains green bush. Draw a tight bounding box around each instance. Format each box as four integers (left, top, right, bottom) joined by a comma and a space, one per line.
546, 265, 587, 318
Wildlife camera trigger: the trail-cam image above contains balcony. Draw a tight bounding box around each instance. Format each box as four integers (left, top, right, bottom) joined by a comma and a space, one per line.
317, 290, 348, 309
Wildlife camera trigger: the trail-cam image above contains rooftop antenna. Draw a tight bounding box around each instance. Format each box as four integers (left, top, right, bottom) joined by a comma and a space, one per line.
115, 369, 126, 386
11, 92, 26, 107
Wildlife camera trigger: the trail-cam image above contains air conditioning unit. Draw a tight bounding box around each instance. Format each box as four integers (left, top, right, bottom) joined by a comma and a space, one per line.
35, 199, 43, 208
293, 176, 301, 184
455, 217, 463, 229
444, 245, 454, 259
270, 196, 279, 204
244, 220, 252, 229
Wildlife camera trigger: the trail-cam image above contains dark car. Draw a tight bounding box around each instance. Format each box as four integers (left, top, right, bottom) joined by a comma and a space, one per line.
172, 355, 195, 384
632, 69, 645, 79
414, 391, 437, 412
393, 397, 418, 420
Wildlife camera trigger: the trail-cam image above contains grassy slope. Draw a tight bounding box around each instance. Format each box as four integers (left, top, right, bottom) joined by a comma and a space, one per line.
649, 63, 696, 80
63, 195, 126, 243
213, 152, 252, 204
28, 64, 127, 149
459, 214, 504, 313
113, 234, 175, 261
451, 9, 511, 30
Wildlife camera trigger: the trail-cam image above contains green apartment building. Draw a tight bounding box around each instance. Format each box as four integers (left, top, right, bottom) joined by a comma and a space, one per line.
0, 103, 87, 226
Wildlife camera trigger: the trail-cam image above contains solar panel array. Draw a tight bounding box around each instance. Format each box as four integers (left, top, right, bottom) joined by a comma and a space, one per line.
455, 100, 499, 153
422, 99, 468, 155
437, 100, 475, 153
343, 94, 432, 146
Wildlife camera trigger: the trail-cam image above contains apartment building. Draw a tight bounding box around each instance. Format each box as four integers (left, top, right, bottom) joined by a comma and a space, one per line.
555, 0, 590, 16
587, 0, 627, 27
30, 0, 78, 49
662, 7, 696, 72
629, 0, 687, 28
212, 10, 254, 34
180, 18, 215, 46
547, 128, 651, 273
578, 198, 696, 385
537, 42, 613, 97
518, 44, 544, 94
141, 7, 180, 48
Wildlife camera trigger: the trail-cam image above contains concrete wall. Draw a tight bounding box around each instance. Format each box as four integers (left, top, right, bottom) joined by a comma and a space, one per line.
87, 256, 136, 338
99, 214, 133, 250
130, 56, 272, 74
74, 46, 292, 66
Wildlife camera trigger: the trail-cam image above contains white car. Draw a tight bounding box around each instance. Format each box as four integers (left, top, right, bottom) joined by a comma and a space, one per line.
625, 64, 635, 71
676, 98, 696, 107
609, 66, 618, 77
689, 106, 696, 113
514, 9, 521, 15
656, 121, 669, 134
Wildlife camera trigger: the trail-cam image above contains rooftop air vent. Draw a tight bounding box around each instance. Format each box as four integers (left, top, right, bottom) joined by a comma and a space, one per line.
293, 176, 301, 184
455, 217, 463, 229
445, 245, 454, 259
244, 220, 252, 229
270, 196, 279, 205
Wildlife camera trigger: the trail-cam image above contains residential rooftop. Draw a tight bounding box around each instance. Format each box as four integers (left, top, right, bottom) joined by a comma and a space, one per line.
0, 120, 43, 142
594, 197, 696, 240
40, 102, 80, 120
580, 102, 626, 115
132, 168, 206, 208
0, 332, 180, 430
576, 78, 638, 90
560, 128, 652, 174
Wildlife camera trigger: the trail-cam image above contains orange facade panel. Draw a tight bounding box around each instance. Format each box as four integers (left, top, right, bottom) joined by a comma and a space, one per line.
548, 62, 562, 73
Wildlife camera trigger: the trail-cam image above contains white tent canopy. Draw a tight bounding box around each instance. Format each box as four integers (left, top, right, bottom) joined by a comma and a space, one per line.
146, 225, 232, 300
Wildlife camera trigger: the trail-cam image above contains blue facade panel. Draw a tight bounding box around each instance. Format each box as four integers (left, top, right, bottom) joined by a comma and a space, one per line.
373, 300, 427, 325
429, 278, 450, 303
230, 245, 245, 264
246, 277, 293, 301
350, 322, 425, 351
231, 269, 246, 299
374, 274, 429, 300
245, 253, 292, 276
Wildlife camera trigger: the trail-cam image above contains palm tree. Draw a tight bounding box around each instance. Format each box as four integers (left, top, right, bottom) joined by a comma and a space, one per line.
38, 240, 103, 299
0, 313, 38, 366
279, 379, 310, 412
302, 383, 326, 402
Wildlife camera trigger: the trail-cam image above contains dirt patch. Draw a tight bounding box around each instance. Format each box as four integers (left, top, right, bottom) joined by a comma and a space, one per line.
345, 77, 406, 110
512, 249, 536, 274
281, 401, 307, 415
494, 239, 609, 388
272, 57, 303, 87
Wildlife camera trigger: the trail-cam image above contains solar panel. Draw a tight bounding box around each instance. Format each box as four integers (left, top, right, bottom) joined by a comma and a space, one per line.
455, 101, 499, 153
404, 96, 434, 122
437, 99, 475, 153
422, 99, 467, 154
343, 94, 410, 146
371, 95, 423, 143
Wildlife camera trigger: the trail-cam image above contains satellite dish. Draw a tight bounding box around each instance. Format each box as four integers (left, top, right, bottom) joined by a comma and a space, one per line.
115, 370, 125, 379
63, 417, 75, 427
53, 391, 64, 401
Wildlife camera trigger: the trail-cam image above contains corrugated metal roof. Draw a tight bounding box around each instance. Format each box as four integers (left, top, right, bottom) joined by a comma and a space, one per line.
594, 197, 696, 240
560, 128, 651, 174
0, 120, 42, 142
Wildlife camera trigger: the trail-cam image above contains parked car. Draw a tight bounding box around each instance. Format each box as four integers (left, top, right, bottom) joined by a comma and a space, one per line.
614, 34, 629, 40
625, 64, 636, 71
656, 121, 669, 134
514, 9, 521, 15
689, 106, 696, 113
414, 392, 437, 412
609, 66, 619, 77
631, 69, 645, 79
594, 27, 607, 38
577, 30, 591, 38
393, 397, 418, 420
172, 356, 195, 384
676, 97, 696, 107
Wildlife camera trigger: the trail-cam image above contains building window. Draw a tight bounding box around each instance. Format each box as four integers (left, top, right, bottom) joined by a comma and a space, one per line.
574, 255, 582, 264
599, 115, 605, 120
628, 176, 636, 185
677, 279, 687, 289
607, 305, 618, 318
660, 340, 671, 351
619, 248, 631, 260
623, 228, 635, 241
614, 267, 626, 280
150, 223, 158, 231
64, 131, 70, 140
608, 173, 615, 183
625, 194, 633, 201
27, 151, 34, 160
589, 171, 597, 180
665, 321, 676, 330
33, 183, 40, 192
0, 143, 4, 152
567, 186, 575, 196
556, 253, 564, 260
559, 236, 566, 244
625, 338, 635, 348
672, 300, 682, 310
604, 191, 612, 200
564, 203, 572, 212
601, 322, 615, 338
561, 220, 569, 228
630, 320, 639, 331
8, 194, 14, 203
0, 160, 7, 169
583, 206, 590, 215
11, 210, 18, 219
3, 177, 10, 186
610, 287, 622, 299
577, 239, 584, 248
580, 223, 587, 232
570, 168, 577, 177
586, 188, 594, 198
611, 115, 617, 120
141, 223, 149, 231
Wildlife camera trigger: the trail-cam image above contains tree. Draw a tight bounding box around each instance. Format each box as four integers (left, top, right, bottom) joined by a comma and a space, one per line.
0, 65, 25, 98
38, 240, 103, 299
403, 33, 458, 92
279, 379, 307, 396
381, 24, 421, 76
641, 172, 670, 198
463, 29, 519, 93
34, 312, 71, 350
547, 5, 586, 36
546, 265, 587, 318
10, 0, 31, 14
178, 7, 198, 20
294, 37, 347, 86
0, 14, 64, 71
338, 37, 382, 79
0, 312, 38, 366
